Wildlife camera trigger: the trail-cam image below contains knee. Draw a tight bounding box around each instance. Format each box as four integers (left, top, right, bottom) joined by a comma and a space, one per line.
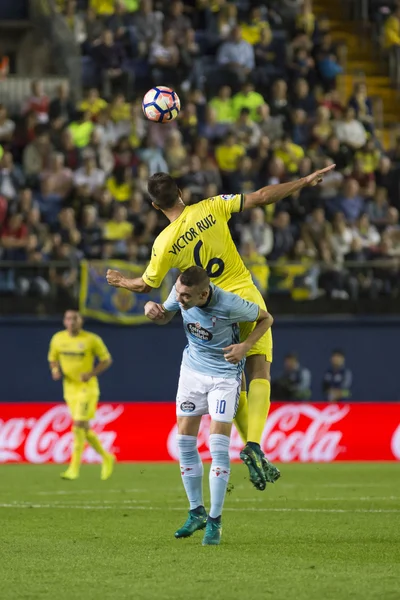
73, 420, 88, 430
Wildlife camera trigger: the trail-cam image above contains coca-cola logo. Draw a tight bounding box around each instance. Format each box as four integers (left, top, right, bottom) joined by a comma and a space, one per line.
0, 404, 124, 464
167, 404, 350, 462
391, 424, 400, 460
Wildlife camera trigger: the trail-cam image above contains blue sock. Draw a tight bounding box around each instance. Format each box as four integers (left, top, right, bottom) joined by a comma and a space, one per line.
209, 433, 231, 519
177, 434, 204, 511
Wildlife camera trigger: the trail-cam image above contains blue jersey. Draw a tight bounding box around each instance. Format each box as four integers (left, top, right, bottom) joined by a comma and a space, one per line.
163, 283, 260, 378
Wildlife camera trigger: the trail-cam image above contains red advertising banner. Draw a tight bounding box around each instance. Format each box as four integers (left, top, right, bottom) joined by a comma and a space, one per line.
0, 402, 400, 463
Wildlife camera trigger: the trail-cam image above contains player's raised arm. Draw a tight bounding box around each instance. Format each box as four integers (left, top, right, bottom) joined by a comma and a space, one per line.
243, 165, 336, 210
223, 308, 273, 364
106, 271, 153, 293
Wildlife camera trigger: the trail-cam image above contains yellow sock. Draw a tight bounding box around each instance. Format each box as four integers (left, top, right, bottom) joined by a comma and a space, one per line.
247, 379, 271, 445
70, 426, 86, 473
86, 429, 108, 459
234, 391, 248, 444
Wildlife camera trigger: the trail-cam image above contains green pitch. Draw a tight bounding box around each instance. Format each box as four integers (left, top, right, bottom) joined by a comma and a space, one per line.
1, 463, 399, 600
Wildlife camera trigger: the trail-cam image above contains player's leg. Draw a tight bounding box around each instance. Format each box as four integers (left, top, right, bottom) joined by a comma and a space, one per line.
233, 374, 248, 444
175, 367, 208, 539
202, 378, 237, 546
83, 395, 115, 480
61, 395, 88, 479
245, 354, 280, 485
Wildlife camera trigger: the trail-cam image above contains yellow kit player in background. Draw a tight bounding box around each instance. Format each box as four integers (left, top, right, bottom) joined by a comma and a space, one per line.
48, 310, 115, 481
106, 165, 334, 490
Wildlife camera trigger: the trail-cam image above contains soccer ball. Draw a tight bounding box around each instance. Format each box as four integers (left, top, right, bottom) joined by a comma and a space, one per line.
142, 86, 181, 123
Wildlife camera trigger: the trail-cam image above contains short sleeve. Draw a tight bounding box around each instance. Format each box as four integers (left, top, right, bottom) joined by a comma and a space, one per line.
48, 335, 59, 362
162, 285, 180, 313
208, 194, 244, 221
92, 335, 111, 362
142, 242, 171, 289
228, 294, 260, 323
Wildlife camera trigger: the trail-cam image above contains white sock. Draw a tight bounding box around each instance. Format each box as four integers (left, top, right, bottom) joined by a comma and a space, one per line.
209, 433, 231, 519
177, 434, 204, 510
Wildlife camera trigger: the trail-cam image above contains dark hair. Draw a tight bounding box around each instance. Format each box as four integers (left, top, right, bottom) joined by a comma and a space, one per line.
179, 266, 209, 289
147, 172, 180, 210
285, 352, 298, 361
331, 349, 345, 357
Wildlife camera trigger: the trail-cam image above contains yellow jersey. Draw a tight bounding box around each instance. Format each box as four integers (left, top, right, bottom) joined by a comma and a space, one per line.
142, 194, 254, 295
48, 330, 111, 397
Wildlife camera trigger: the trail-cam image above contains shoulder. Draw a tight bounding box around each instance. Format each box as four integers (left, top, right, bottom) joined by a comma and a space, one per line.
83, 330, 102, 343
51, 330, 64, 343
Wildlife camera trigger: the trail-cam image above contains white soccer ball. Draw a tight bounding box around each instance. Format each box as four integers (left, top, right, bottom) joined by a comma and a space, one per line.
142, 86, 181, 123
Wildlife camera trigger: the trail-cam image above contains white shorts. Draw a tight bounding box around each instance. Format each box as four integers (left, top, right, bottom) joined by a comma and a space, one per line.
176, 366, 241, 423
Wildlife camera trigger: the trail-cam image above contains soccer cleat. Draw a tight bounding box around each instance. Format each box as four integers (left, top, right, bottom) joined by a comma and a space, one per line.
202, 518, 222, 546
60, 468, 79, 480
262, 456, 281, 484
174, 507, 208, 539
101, 453, 116, 481
240, 444, 267, 491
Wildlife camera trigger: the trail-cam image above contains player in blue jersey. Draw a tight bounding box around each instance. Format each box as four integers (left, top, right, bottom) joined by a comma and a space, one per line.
144, 266, 274, 546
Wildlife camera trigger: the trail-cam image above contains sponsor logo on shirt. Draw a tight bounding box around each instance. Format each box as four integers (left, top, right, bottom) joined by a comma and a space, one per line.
220, 195, 235, 200
186, 323, 213, 341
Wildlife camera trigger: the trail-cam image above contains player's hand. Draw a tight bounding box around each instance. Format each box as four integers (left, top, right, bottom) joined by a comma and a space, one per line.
106, 269, 124, 288
80, 372, 93, 383
223, 343, 247, 364
51, 369, 62, 381
144, 301, 165, 320
303, 164, 336, 187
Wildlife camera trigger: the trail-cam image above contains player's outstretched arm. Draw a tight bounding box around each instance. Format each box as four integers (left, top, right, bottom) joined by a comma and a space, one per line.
106, 270, 153, 293
243, 165, 336, 210
224, 309, 274, 364
49, 361, 62, 381
144, 301, 176, 325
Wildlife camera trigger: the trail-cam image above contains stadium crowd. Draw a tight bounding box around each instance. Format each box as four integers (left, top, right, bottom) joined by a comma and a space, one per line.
0, 0, 400, 306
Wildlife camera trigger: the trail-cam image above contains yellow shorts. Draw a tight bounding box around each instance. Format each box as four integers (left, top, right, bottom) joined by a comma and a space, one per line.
65, 389, 99, 421
237, 285, 273, 363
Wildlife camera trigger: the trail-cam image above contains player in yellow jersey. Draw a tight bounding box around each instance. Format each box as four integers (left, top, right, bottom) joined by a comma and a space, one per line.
48, 310, 115, 481
106, 165, 334, 489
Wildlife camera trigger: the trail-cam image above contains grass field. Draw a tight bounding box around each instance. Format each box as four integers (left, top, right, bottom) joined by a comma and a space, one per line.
1, 463, 399, 600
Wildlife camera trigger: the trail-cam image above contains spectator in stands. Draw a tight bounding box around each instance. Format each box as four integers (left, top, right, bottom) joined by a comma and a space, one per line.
235, 108, 261, 149
90, 0, 115, 17
54, 207, 81, 247
272, 352, 312, 401
0, 105, 15, 144
64, 0, 87, 46
149, 29, 180, 86
312, 105, 333, 146
68, 110, 94, 149
317, 51, 343, 92
92, 29, 131, 99
274, 134, 304, 174
133, 0, 162, 56
241, 207, 273, 256
216, 26, 255, 87
257, 103, 284, 143
0, 49, 9, 80
234, 155, 259, 195
322, 350, 353, 401
1, 213, 29, 260
269, 211, 294, 260
301, 207, 332, 259
209, 86, 234, 124
79, 88, 108, 119
269, 79, 291, 129
354, 213, 380, 250
74, 152, 105, 195
49, 83, 75, 125
348, 82, 374, 134
0, 152, 25, 203
290, 109, 310, 147
49, 241, 79, 307
106, 165, 134, 203
329, 179, 365, 224
215, 132, 245, 192
79, 205, 103, 259
374, 156, 400, 209
22, 128, 53, 185
241, 5, 270, 46
384, 6, 400, 50
350, 157, 376, 198
367, 187, 391, 228
40, 153, 73, 200
103, 204, 133, 257
180, 28, 203, 91
318, 157, 344, 200
232, 81, 264, 121
22, 80, 50, 124
85, 5, 104, 45
330, 211, 355, 263
325, 134, 352, 172
292, 78, 317, 117
334, 107, 367, 150
164, 1, 191, 45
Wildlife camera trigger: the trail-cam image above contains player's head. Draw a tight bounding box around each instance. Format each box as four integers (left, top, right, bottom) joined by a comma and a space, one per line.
284, 353, 299, 371
64, 310, 83, 335
147, 172, 183, 212
330, 349, 345, 369
176, 267, 210, 310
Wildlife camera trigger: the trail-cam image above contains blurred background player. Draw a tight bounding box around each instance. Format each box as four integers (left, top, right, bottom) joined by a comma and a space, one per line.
145, 266, 274, 545
48, 310, 115, 480
106, 165, 333, 490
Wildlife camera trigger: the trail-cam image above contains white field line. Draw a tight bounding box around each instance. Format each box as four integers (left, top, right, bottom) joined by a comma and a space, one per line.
1, 503, 400, 514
